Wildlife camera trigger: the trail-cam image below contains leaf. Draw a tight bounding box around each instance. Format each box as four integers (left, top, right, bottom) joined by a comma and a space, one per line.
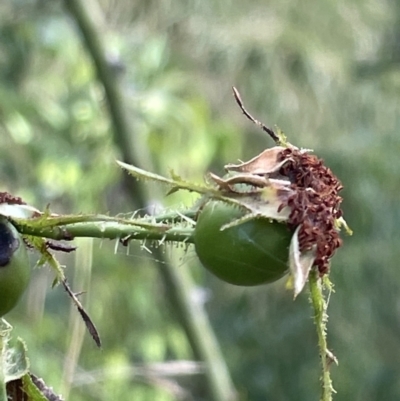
117, 161, 215, 195
3, 338, 29, 383
0, 320, 29, 400
24, 374, 64, 401
28, 237, 65, 286
6, 374, 63, 401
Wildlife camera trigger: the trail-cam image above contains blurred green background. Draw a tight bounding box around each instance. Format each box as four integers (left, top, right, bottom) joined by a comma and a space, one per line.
1, 0, 400, 400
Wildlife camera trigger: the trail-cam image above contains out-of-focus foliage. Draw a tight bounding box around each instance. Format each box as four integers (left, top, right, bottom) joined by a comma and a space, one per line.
1, 0, 400, 400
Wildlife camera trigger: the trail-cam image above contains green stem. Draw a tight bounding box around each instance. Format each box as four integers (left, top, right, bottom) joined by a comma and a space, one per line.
0, 320, 9, 401
15, 219, 195, 243
309, 270, 335, 401
0, 338, 5, 401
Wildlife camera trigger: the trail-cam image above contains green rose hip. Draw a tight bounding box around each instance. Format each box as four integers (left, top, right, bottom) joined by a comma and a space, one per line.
0, 217, 30, 317
194, 201, 291, 286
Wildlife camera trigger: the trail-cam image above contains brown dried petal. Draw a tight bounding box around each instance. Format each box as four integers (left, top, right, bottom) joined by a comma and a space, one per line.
0, 203, 41, 218
228, 183, 293, 221
225, 146, 291, 175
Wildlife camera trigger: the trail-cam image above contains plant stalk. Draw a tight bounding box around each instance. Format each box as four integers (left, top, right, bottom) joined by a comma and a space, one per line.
0, 320, 10, 401
0, 337, 6, 401
15, 219, 195, 244
309, 270, 335, 401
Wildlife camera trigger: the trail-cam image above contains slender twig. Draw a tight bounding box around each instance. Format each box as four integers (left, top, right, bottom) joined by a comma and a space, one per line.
309, 270, 336, 401
63, 2, 237, 400
62, 278, 101, 347
232, 87, 280, 144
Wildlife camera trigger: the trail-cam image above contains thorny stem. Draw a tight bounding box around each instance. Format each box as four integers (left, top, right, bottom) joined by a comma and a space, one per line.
14, 218, 195, 243
309, 270, 336, 401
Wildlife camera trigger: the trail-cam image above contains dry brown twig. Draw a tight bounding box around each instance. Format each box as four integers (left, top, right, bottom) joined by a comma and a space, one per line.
232, 87, 280, 144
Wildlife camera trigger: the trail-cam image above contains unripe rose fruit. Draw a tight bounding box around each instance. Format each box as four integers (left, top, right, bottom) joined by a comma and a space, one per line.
194, 201, 291, 286
0, 217, 30, 317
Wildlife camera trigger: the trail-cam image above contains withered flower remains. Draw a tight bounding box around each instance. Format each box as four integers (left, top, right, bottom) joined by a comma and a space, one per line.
118, 88, 351, 296
206, 88, 350, 296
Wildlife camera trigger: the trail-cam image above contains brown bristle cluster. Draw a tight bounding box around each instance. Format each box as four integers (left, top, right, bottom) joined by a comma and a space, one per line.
278, 148, 343, 275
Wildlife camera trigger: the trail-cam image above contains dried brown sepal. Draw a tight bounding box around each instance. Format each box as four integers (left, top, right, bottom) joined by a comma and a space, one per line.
45, 240, 77, 253
209, 172, 271, 192
225, 147, 290, 175
208, 169, 294, 222
62, 279, 101, 348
